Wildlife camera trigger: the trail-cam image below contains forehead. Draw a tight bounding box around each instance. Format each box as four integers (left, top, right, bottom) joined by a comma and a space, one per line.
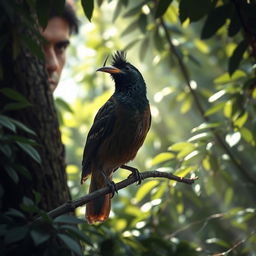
41, 17, 70, 43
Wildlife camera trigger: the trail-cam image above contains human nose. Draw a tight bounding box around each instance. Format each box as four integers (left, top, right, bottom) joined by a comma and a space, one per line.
45, 47, 59, 73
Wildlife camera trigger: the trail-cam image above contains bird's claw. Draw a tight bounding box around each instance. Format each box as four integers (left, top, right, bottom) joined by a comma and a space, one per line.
128, 169, 143, 185
108, 180, 118, 198
121, 165, 143, 185
101, 170, 118, 197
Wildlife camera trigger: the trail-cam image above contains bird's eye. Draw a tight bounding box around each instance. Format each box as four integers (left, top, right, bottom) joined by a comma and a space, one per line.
124, 66, 130, 71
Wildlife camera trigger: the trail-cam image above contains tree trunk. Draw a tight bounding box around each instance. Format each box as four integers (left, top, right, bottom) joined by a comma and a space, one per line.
0, 29, 71, 213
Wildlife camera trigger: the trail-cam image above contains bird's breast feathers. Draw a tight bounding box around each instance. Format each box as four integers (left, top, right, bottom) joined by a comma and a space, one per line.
97, 102, 151, 169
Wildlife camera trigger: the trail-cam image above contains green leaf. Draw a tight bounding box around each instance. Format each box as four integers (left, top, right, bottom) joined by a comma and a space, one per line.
191, 122, 220, 133
223, 100, 233, 118
55, 98, 73, 113
121, 19, 139, 37
240, 127, 255, 146
201, 4, 231, 39
214, 70, 246, 84
153, 28, 165, 52
180, 95, 192, 113
30, 229, 50, 246
150, 152, 175, 167
224, 188, 234, 206
228, 10, 241, 37
139, 37, 149, 61
206, 237, 230, 248
60, 225, 93, 245
58, 234, 82, 255
174, 166, 196, 177
138, 13, 147, 33
16, 142, 41, 164
54, 215, 84, 224
0, 88, 30, 103
22, 196, 34, 206
179, 0, 211, 22
123, 38, 141, 51
10, 119, 36, 135
183, 150, 200, 162
0, 115, 16, 132
155, 0, 173, 19
0, 144, 12, 158
152, 182, 167, 200
208, 90, 226, 102
8, 135, 36, 144
4, 165, 19, 183
234, 112, 248, 128
15, 165, 32, 180
1, 115, 34, 134
228, 40, 248, 75
188, 53, 201, 67
174, 144, 196, 159
81, 0, 94, 22
4, 226, 28, 244
168, 142, 194, 152
52, 0, 65, 14
188, 132, 211, 142
205, 102, 225, 116
123, 1, 146, 17
33, 190, 42, 204
36, 0, 50, 29
3, 102, 31, 111
135, 180, 159, 203
5, 208, 26, 219
112, 0, 124, 22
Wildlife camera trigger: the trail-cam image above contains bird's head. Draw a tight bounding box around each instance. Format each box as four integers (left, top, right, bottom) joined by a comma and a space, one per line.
97, 51, 146, 94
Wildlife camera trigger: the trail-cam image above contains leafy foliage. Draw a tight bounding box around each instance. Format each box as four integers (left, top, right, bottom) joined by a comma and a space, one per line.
67, 0, 255, 254
1, 0, 256, 255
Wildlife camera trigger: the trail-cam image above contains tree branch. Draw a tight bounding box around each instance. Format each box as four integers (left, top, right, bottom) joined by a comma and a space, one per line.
212, 231, 255, 256
44, 170, 197, 220
159, 17, 256, 185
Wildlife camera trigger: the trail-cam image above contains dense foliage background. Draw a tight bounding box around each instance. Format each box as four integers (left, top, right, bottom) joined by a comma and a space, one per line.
1, 0, 256, 255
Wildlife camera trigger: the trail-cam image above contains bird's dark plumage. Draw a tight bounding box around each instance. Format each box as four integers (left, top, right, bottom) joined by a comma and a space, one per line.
81, 51, 151, 224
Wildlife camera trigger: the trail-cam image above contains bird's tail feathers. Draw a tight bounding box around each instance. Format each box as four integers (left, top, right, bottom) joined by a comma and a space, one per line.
86, 172, 111, 224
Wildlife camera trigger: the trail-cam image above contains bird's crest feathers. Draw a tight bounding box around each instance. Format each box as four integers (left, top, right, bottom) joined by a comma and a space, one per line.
112, 51, 128, 68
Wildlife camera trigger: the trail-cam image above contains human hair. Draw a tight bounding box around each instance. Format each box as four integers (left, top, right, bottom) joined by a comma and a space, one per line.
49, 3, 79, 35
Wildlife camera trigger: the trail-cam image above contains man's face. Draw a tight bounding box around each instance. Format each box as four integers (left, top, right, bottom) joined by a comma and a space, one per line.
41, 17, 70, 92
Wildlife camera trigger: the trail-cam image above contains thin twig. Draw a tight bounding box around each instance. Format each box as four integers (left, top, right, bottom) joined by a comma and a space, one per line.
167, 213, 225, 239
43, 170, 197, 220
212, 231, 255, 256
159, 17, 256, 184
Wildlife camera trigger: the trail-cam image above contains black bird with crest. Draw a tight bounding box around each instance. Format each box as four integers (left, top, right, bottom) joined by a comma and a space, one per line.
81, 51, 151, 224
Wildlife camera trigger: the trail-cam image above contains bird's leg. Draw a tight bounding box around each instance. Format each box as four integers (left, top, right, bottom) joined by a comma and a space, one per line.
121, 165, 143, 185
100, 170, 118, 198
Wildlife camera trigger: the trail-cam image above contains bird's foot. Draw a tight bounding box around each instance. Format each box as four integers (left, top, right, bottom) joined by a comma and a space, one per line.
108, 180, 118, 198
121, 165, 143, 185
101, 170, 118, 197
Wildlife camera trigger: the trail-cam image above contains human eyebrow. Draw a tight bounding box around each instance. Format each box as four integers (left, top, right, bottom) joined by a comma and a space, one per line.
55, 40, 70, 50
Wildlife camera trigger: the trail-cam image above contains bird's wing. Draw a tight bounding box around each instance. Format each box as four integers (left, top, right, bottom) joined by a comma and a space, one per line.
81, 96, 116, 182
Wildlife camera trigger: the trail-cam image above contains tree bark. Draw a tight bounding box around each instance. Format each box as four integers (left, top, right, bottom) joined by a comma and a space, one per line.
0, 26, 71, 213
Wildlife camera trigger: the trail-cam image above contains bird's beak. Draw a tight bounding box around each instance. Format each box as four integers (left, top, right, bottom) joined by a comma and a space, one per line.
96, 66, 123, 74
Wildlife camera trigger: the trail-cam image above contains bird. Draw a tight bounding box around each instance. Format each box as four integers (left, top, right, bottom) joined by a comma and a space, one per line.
81, 51, 151, 224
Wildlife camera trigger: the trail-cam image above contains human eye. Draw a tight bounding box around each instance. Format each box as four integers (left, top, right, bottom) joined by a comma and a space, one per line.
55, 40, 70, 54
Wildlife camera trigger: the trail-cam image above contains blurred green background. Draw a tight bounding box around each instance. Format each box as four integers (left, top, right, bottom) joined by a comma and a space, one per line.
53, 0, 256, 255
